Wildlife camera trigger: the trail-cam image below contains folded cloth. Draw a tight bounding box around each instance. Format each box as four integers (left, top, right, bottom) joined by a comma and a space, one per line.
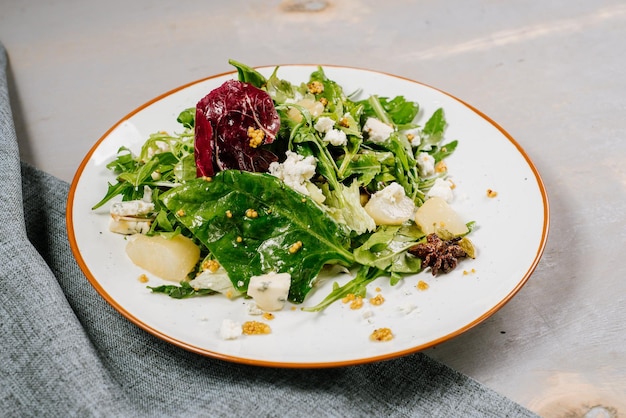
0, 43, 538, 418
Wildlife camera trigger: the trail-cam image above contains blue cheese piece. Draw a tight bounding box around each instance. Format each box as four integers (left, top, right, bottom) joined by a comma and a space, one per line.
109, 218, 151, 235
109, 199, 155, 235
110, 200, 154, 218
247, 272, 291, 311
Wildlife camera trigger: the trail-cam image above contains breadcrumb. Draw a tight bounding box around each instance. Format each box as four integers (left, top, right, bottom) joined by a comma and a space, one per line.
288, 241, 303, 254
247, 127, 265, 148
370, 327, 394, 342
202, 259, 220, 272
435, 161, 447, 173
369, 294, 385, 306
417, 280, 429, 291
245, 208, 259, 218
307, 80, 324, 94
242, 321, 271, 335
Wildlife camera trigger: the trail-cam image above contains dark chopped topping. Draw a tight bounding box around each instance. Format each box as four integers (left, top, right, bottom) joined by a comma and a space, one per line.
409, 233, 467, 275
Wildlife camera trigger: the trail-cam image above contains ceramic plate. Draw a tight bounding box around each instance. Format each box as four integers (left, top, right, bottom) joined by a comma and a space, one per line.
67, 65, 549, 367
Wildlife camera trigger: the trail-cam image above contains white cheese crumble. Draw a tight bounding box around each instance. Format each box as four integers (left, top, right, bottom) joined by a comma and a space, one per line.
362, 309, 374, 320
314, 116, 335, 133
426, 178, 454, 202
398, 303, 419, 315
363, 117, 394, 143
323, 129, 347, 146
268, 151, 324, 202
417, 152, 435, 177
402, 128, 421, 147
219, 319, 243, 340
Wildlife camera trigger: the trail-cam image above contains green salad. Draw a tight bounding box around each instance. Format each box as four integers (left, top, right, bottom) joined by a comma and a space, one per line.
93, 60, 475, 312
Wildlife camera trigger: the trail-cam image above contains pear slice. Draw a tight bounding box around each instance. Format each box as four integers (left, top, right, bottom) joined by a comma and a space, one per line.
126, 234, 200, 282
414, 197, 469, 236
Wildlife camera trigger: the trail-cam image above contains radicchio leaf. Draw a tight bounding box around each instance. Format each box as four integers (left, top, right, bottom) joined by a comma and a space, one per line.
195, 79, 280, 177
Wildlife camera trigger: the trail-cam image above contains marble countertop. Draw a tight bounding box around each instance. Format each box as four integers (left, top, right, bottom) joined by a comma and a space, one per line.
2, 1, 625, 415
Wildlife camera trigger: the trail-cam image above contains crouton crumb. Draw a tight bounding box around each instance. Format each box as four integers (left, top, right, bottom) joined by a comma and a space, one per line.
369, 294, 385, 306
242, 321, 271, 335
370, 327, 394, 342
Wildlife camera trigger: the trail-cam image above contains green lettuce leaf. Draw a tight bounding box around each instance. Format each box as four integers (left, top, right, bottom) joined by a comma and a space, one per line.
353, 224, 424, 273
161, 170, 355, 303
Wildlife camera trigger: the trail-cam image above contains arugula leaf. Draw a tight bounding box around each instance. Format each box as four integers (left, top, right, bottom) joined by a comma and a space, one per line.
419, 108, 447, 150
302, 265, 386, 312
148, 281, 215, 299
176, 108, 195, 129
228, 59, 267, 88
161, 170, 355, 303
431, 140, 458, 163
308, 66, 346, 119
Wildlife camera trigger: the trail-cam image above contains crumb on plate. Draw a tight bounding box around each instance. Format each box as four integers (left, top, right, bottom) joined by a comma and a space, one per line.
370, 327, 394, 342
242, 321, 271, 335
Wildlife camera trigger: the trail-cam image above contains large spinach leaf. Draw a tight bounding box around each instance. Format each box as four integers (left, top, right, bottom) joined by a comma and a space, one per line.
161, 170, 355, 303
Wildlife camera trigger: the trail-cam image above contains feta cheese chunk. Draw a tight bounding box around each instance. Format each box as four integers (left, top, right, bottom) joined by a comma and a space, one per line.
402, 128, 421, 147
363, 117, 394, 143
268, 151, 324, 202
364, 182, 416, 225
219, 319, 243, 340
417, 152, 436, 177
314, 116, 335, 133
247, 272, 291, 311
426, 178, 454, 203
323, 129, 347, 146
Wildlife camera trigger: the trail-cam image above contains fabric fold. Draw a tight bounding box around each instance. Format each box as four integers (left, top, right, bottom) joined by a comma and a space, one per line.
0, 42, 538, 417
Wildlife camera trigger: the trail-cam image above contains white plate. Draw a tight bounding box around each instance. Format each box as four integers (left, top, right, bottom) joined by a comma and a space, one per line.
67, 65, 549, 367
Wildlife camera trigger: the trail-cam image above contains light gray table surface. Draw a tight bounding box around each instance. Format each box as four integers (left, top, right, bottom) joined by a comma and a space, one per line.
2, 1, 625, 416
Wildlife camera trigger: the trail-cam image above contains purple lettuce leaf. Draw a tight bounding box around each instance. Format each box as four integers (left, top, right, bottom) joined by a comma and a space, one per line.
194, 79, 281, 176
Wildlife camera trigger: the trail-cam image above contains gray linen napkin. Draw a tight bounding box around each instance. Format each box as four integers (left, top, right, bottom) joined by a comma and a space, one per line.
0, 43, 538, 418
